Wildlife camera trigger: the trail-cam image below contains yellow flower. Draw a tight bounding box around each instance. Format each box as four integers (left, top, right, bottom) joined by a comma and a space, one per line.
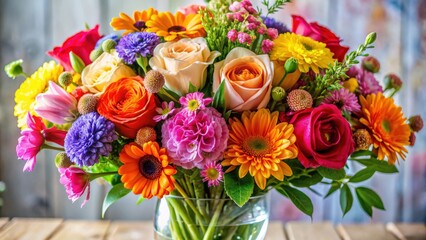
14, 61, 63, 129
146, 11, 205, 42
359, 92, 411, 164
342, 77, 359, 93
270, 33, 334, 73
222, 109, 298, 190
110, 8, 158, 35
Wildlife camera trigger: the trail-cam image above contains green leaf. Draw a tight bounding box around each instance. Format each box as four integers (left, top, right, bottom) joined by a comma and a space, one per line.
350, 150, 374, 158
340, 184, 353, 216
102, 183, 131, 218
224, 170, 254, 207
276, 185, 313, 217
188, 82, 198, 93
317, 167, 346, 180
157, 87, 181, 103
136, 56, 148, 74
356, 190, 372, 217
324, 183, 341, 198
212, 81, 225, 110
355, 187, 385, 210
349, 168, 375, 183
355, 159, 398, 173
136, 196, 145, 206
290, 171, 323, 188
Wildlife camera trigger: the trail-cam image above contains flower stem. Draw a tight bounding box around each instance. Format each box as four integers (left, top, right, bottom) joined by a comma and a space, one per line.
202, 195, 225, 240
167, 197, 201, 240
42, 144, 64, 151
88, 172, 118, 181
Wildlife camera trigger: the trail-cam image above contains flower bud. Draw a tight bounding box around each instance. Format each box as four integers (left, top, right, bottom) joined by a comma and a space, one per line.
102, 39, 117, 53
284, 57, 298, 74
271, 86, 286, 102
55, 152, 73, 168
409, 132, 416, 146
135, 127, 157, 146
4, 59, 25, 79
144, 70, 165, 93
58, 72, 73, 87
78, 94, 98, 115
365, 32, 377, 45
353, 129, 372, 150
362, 56, 380, 73
69, 52, 86, 74
409, 115, 423, 132
342, 78, 359, 93
90, 48, 104, 62
287, 89, 313, 112
384, 73, 402, 90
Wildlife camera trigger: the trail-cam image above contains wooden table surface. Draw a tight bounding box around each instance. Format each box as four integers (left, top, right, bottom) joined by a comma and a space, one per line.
0, 218, 424, 240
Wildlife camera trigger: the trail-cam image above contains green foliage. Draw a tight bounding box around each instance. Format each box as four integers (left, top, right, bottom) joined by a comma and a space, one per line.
339, 184, 353, 216
258, 0, 292, 16
324, 182, 341, 198
290, 171, 323, 188
317, 167, 346, 180
349, 168, 375, 183
102, 183, 131, 218
188, 82, 198, 93
353, 158, 398, 173
276, 185, 313, 217
212, 80, 226, 112
157, 87, 181, 103
355, 186, 385, 217
224, 170, 254, 207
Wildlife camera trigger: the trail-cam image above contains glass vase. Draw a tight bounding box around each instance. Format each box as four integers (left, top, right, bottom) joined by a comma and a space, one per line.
154, 194, 270, 240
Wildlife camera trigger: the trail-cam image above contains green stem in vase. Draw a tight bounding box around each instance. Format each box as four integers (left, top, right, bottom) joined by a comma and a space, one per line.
202, 196, 226, 240
166, 200, 185, 240
167, 197, 201, 240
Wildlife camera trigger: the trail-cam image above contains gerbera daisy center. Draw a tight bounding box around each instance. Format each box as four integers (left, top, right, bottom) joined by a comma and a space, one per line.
243, 136, 272, 157
138, 155, 162, 180
206, 168, 219, 180
133, 21, 146, 30
187, 99, 200, 111
168, 25, 186, 33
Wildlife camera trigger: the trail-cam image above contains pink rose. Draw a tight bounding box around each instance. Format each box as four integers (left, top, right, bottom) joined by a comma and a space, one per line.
289, 104, 355, 169
48, 25, 102, 71
292, 15, 349, 62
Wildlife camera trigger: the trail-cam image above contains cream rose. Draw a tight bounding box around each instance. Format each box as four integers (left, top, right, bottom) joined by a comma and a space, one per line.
81, 51, 136, 95
213, 47, 273, 111
149, 37, 220, 95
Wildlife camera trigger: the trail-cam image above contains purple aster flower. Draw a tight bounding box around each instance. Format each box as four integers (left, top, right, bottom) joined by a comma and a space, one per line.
65, 112, 117, 167
116, 32, 160, 64
201, 162, 224, 187
154, 101, 176, 122
95, 33, 120, 48
179, 92, 212, 113
162, 107, 229, 169
322, 88, 361, 113
356, 68, 383, 95
261, 16, 289, 34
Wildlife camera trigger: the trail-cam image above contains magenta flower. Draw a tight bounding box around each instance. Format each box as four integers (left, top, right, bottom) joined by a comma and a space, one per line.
356, 68, 383, 96
238, 32, 252, 44
201, 162, 224, 187
229, 2, 242, 12
154, 101, 176, 122
162, 107, 229, 169
59, 167, 90, 207
16, 112, 67, 172
267, 28, 278, 40
35, 81, 78, 124
179, 92, 212, 113
322, 88, 361, 113
227, 30, 238, 42
261, 39, 274, 53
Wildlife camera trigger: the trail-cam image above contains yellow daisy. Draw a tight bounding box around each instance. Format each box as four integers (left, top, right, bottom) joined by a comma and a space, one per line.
359, 92, 411, 164
14, 61, 63, 129
270, 32, 334, 73
222, 109, 298, 190
110, 8, 158, 35
146, 11, 205, 42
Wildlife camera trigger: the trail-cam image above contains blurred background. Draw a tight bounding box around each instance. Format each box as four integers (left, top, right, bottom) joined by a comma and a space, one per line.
0, 0, 425, 223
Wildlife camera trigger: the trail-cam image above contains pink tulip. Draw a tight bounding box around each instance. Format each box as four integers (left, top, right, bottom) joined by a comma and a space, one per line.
16, 113, 67, 172
35, 81, 78, 124
59, 167, 90, 207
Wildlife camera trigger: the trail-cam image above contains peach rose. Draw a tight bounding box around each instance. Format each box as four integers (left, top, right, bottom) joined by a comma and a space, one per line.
81, 51, 136, 95
149, 37, 220, 95
213, 47, 273, 111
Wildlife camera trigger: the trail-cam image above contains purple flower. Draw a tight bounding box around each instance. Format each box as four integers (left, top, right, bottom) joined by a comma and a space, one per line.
179, 92, 212, 113
322, 88, 361, 113
116, 32, 160, 64
154, 101, 176, 122
356, 68, 383, 95
261, 16, 289, 34
59, 167, 90, 207
65, 112, 117, 167
95, 33, 120, 48
162, 107, 229, 169
201, 162, 224, 187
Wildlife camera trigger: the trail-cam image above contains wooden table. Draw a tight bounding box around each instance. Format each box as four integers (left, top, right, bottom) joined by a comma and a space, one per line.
0, 218, 423, 240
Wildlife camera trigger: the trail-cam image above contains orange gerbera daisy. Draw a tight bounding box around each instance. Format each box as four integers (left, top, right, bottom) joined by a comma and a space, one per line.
118, 141, 177, 199
222, 109, 298, 190
146, 11, 205, 42
359, 92, 410, 164
110, 8, 158, 35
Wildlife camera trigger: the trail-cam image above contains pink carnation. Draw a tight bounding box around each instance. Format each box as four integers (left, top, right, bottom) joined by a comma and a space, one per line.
59, 167, 90, 207
238, 32, 252, 44
179, 4, 205, 15
227, 29, 238, 42
267, 28, 279, 40
261, 39, 274, 53
162, 107, 229, 169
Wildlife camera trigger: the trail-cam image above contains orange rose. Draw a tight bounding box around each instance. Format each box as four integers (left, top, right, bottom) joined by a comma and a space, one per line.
97, 76, 159, 138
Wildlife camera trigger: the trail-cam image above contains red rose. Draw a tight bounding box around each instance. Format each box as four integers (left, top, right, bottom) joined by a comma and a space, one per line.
289, 104, 354, 169
292, 15, 349, 62
48, 25, 101, 71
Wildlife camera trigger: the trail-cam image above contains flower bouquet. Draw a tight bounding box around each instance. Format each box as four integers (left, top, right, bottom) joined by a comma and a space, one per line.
5, 0, 423, 239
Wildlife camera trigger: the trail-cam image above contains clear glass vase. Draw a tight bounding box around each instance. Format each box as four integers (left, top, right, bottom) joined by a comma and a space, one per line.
154, 194, 270, 240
